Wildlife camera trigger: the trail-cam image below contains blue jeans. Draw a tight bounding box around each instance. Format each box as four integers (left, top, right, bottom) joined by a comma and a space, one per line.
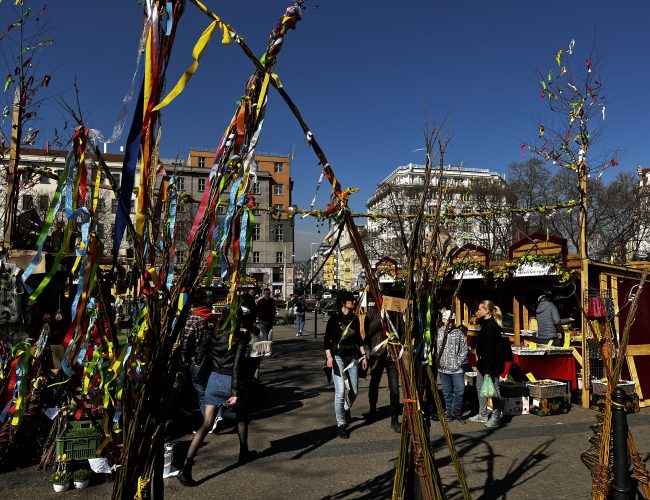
332, 354, 359, 427
295, 313, 305, 334
189, 363, 206, 415
476, 372, 501, 419
439, 372, 465, 417
258, 320, 273, 341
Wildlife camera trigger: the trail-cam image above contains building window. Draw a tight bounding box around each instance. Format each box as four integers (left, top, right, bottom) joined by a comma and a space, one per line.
23, 195, 34, 210
111, 199, 118, 214
252, 182, 261, 195
217, 203, 226, 215
198, 177, 207, 193
274, 203, 283, 212
177, 176, 185, 191
274, 224, 283, 242
176, 251, 185, 264
198, 157, 205, 168
274, 161, 283, 173
276, 252, 284, 264
272, 268, 283, 282
96, 198, 106, 212
253, 223, 261, 241
253, 251, 260, 264
38, 195, 49, 211
41, 172, 51, 184
253, 208, 261, 216
97, 223, 105, 238
130, 199, 135, 214
114, 173, 121, 186
274, 184, 283, 196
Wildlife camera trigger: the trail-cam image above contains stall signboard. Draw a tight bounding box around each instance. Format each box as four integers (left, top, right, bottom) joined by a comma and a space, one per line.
515, 262, 557, 277
453, 269, 484, 280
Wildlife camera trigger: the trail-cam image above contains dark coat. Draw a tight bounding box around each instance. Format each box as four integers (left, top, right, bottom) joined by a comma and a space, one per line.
476, 316, 505, 376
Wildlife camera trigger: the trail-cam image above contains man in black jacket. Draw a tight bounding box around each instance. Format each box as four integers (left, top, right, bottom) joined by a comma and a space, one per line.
256, 288, 276, 341
364, 295, 401, 433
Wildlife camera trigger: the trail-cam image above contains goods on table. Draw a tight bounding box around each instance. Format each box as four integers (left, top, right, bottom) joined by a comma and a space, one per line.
526, 379, 567, 399
590, 392, 640, 414
591, 379, 636, 396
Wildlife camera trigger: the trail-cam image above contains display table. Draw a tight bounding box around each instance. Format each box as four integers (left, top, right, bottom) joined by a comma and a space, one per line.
510, 353, 578, 391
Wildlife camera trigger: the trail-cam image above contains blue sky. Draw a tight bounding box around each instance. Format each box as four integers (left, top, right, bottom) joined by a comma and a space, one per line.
3, 1, 649, 260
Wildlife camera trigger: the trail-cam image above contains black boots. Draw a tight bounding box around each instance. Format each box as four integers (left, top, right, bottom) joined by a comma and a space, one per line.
177, 458, 195, 486
344, 409, 352, 425
337, 425, 350, 439
390, 416, 401, 434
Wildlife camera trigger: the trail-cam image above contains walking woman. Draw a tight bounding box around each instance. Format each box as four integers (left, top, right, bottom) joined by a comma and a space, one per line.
178, 304, 256, 486
469, 300, 505, 428
324, 292, 368, 439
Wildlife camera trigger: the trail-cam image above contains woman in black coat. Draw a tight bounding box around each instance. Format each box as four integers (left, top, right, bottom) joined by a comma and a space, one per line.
469, 300, 505, 428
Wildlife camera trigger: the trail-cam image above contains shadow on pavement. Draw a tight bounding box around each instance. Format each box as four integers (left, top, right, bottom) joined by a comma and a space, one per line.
321, 466, 395, 499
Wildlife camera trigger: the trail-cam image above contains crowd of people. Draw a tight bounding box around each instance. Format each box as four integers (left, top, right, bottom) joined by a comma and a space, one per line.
175, 286, 570, 482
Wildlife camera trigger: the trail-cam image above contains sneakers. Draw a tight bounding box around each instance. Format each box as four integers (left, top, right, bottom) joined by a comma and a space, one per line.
485, 415, 501, 429
344, 409, 352, 425
337, 425, 350, 439
469, 413, 489, 423
211, 415, 224, 433
454, 415, 467, 424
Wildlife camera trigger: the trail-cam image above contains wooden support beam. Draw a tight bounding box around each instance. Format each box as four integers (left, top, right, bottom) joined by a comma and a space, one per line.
513, 295, 520, 346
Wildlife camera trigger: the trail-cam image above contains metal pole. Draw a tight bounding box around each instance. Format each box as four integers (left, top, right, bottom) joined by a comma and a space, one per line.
314, 305, 318, 339
611, 387, 632, 499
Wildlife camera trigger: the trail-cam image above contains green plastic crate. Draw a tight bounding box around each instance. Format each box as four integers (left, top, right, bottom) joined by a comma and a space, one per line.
55, 420, 102, 461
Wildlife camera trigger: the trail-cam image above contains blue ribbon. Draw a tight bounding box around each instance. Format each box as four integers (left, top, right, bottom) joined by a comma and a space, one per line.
113, 81, 144, 261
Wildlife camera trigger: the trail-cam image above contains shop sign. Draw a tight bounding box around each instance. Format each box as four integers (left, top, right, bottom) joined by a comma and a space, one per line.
453, 269, 483, 280
515, 262, 556, 277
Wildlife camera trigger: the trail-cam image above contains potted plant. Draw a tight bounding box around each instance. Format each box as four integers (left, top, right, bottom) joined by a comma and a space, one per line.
51, 470, 71, 493
72, 468, 92, 489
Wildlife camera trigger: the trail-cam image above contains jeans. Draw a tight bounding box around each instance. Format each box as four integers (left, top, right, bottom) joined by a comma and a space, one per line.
476, 372, 501, 419
368, 357, 400, 416
258, 320, 273, 341
439, 371, 465, 416
332, 354, 359, 427
189, 363, 206, 415
295, 313, 305, 334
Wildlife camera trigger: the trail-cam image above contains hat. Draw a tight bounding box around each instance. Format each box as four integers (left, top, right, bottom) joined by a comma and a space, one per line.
340, 291, 355, 303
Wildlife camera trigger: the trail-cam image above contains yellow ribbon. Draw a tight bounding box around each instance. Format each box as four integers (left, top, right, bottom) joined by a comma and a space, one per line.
153, 19, 224, 112
192, 0, 234, 44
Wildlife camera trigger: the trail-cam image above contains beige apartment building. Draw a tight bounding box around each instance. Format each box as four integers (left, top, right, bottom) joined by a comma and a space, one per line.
3, 147, 294, 296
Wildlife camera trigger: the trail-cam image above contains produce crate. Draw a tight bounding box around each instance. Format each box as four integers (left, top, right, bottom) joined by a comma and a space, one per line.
55, 420, 102, 461
529, 396, 570, 416
499, 382, 528, 398
527, 379, 567, 399
591, 380, 636, 396
590, 392, 640, 414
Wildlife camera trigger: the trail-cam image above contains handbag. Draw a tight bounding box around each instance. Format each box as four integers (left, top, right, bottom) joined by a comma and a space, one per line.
193, 355, 212, 386
480, 375, 497, 398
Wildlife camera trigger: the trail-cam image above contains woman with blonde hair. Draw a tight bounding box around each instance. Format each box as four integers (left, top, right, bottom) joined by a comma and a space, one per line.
469, 300, 506, 428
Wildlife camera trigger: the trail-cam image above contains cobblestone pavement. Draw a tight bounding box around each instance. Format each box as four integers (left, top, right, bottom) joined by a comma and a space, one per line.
2, 314, 649, 499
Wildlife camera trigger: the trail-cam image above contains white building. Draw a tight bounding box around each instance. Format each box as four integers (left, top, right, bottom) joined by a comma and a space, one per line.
366, 163, 507, 265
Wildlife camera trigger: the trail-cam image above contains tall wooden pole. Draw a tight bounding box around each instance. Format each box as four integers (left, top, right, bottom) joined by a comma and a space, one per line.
2, 85, 23, 250
579, 160, 590, 409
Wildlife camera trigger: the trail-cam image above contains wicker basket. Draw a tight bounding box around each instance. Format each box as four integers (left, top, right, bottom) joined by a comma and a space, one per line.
527, 379, 567, 399
591, 380, 636, 396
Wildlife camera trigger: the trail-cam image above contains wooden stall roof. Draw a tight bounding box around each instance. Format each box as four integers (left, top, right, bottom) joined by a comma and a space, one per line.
450, 243, 490, 266
508, 232, 568, 263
